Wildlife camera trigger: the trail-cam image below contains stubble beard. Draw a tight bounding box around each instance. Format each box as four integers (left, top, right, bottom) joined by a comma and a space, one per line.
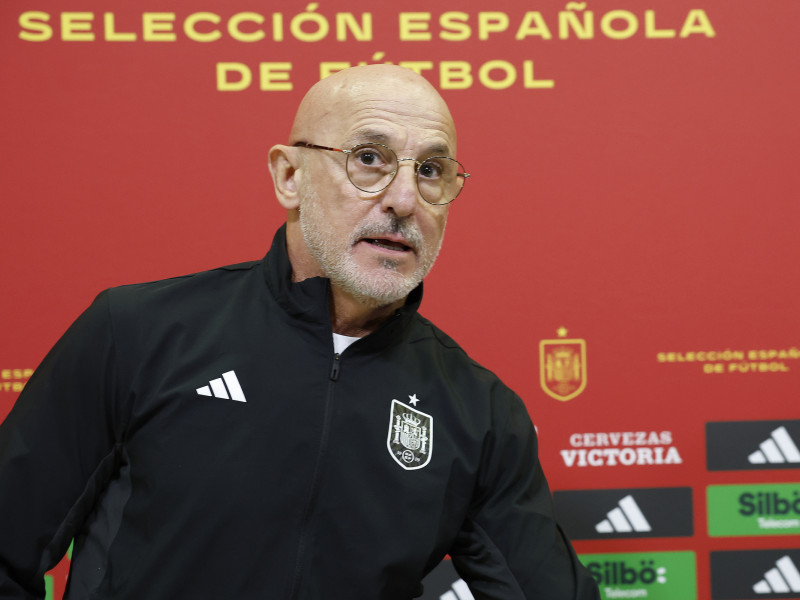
299, 186, 445, 308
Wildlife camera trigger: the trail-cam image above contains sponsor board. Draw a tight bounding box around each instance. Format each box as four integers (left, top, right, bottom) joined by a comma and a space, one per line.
708, 483, 800, 537
707, 420, 800, 471
580, 551, 697, 600
553, 487, 693, 540
560, 430, 683, 468
711, 549, 800, 599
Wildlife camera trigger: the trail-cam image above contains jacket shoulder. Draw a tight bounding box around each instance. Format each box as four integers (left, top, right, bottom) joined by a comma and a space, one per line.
104, 260, 263, 311
411, 314, 515, 395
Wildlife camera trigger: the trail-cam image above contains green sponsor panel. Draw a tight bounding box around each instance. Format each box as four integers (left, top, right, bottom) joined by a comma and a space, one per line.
579, 551, 696, 600
707, 482, 800, 537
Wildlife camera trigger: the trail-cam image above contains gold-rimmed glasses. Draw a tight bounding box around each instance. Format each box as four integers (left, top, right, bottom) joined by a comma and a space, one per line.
294, 142, 470, 206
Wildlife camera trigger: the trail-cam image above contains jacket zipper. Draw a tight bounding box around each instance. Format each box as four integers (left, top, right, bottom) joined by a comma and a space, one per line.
330, 353, 341, 381
288, 353, 341, 598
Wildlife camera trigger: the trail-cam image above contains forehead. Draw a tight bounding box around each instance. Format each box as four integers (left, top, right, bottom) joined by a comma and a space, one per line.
326, 88, 457, 157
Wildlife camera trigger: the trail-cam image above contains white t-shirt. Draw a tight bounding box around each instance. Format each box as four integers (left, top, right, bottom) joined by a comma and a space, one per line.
332, 332, 360, 355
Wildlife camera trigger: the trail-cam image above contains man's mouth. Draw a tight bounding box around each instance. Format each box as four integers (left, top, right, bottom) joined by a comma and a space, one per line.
363, 238, 413, 253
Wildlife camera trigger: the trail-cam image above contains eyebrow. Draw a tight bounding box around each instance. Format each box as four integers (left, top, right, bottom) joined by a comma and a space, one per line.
344, 129, 389, 147
422, 142, 453, 157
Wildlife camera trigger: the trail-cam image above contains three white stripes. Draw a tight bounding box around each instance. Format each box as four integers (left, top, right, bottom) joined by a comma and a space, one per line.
440, 579, 474, 600
196, 370, 247, 402
595, 494, 652, 533
748, 426, 800, 464
753, 556, 800, 594
745, 428, 800, 593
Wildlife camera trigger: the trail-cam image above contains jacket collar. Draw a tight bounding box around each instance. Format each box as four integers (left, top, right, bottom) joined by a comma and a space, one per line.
262, 225, 423, 348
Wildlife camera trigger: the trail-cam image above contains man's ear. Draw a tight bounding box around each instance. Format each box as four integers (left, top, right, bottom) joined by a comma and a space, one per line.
268, 144, 301, 210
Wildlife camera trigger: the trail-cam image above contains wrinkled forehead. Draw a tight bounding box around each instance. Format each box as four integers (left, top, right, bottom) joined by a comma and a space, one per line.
292, 68, 458, 157
335, 96, 458, 157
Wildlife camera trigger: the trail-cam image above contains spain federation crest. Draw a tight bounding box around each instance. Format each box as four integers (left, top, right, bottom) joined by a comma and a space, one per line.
387, 398, 433, 470
539, 328, 587, 402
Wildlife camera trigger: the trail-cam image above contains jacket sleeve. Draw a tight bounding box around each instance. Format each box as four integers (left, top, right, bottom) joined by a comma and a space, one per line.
0, 292, 124, 599
449, 388, 600, 599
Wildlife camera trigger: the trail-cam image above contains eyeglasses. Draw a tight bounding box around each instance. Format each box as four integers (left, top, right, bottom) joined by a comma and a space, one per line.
294, 142, 470, 206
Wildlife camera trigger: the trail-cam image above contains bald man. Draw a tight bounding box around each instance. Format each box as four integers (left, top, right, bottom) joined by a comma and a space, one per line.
271, 65, 453, 337
0, 66, 599, 599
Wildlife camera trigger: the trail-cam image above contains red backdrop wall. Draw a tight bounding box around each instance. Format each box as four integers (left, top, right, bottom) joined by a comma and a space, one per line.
2, 1, 798, 598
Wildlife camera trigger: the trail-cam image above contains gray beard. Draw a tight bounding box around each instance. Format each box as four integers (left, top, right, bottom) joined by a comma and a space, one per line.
299, 189, 444, 308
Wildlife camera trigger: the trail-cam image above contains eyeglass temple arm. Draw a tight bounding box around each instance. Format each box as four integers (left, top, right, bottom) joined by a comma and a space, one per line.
292, 142, 349, 154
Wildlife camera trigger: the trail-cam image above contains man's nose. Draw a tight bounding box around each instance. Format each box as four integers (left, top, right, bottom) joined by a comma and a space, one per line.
380, 160, 420, 217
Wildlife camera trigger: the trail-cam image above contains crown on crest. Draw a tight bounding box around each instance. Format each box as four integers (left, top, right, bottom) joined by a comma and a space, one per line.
402, 413, 421, 427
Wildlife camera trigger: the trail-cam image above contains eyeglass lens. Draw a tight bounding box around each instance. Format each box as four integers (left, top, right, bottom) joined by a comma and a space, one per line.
345, 144, 465, 205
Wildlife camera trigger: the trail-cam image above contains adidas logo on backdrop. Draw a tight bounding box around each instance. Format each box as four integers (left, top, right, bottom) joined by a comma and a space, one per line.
439, 579, 474, 600
752, 555, 800, 595
748, 426, 800, 465
595, 495, 652, 533
553, 488, 693, 540
711, 549, 800, 599
419, 560, 471, 600
707, 419, 800, 471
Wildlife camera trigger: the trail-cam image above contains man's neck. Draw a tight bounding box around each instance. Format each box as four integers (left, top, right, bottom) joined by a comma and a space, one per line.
284, 223, 406, 337
328, 285, 405, 337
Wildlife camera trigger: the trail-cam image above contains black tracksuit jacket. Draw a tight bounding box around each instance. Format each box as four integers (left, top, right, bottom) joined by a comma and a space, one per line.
0, 226, 599, 599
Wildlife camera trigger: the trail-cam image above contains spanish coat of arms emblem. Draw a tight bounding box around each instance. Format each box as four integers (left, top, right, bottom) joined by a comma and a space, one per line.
387, 399, 433, 470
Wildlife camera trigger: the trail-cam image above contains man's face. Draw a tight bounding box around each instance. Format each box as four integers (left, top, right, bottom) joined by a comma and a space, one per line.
296, 81, 455, 307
